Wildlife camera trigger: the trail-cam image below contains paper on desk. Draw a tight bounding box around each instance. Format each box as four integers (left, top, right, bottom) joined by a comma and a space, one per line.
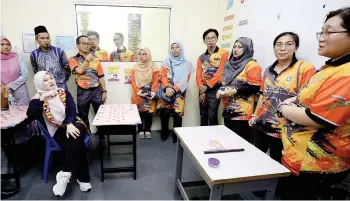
194, 136, 243, 152
92, 104, 141, 126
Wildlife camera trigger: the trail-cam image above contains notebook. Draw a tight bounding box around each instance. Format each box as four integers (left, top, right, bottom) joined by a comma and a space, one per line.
195, 139, 244, 154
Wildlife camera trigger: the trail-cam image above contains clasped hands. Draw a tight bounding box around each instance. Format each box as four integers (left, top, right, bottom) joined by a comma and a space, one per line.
216, 87, 237, 99
137, 90, 156, 99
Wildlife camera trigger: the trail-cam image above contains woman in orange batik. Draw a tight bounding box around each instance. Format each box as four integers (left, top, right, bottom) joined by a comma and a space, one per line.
249, 32, 316, 163
131, 47, 158, 139
217, 37, 262, 144
157, 41, 194, 143
277, 7, 350, 200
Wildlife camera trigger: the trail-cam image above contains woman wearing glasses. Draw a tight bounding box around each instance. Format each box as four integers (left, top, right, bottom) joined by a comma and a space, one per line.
249, 32, 316, 163
277, 7, 350, 199
196, 29, 229, 127
131, 46, 158, 139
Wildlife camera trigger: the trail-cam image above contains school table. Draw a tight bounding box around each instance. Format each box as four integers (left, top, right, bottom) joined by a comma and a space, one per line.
1, 106, 31, 198
174, 125, 291, 200
92, 104, 141, 182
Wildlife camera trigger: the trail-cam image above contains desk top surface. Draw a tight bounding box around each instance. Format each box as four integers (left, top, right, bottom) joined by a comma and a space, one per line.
1, 106, 28, 129
174, 125, 291, 185
92, 104, 141, 126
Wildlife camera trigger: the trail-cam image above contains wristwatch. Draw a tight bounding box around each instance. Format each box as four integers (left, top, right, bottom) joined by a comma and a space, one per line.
102, 90, 107, 93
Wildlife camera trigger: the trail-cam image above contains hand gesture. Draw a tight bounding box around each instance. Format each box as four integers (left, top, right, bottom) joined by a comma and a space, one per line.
85, 53, 95, 62
40, 90, 58, 101
66, 124, 80, 139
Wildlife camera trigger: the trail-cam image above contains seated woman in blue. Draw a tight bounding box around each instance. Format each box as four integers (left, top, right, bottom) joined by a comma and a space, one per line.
27, 71, 91, 197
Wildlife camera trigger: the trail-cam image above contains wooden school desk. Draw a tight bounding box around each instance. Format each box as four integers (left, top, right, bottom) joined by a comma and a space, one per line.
92, 104, 141, 182
174, 125, 291, 200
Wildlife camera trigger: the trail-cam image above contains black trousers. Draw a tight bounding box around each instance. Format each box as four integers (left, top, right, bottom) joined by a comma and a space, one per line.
199, 86, 221, 126
138, 111, 153, 132
53, 122, 90, 182
159, 108, 182, 142
77, 86, 104, 141
278, 170, 349, 200
254, 129, 283, 163
224, 119, 253, 144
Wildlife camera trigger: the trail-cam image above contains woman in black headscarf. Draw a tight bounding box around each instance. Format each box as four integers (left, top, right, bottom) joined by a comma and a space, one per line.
217, 37, 262, 144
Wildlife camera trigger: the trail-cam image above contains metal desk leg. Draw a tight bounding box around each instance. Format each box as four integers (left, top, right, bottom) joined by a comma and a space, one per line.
99, 138, 104, 182
174, 138, 183, 195
265, 179, 277, 200
209, 184, 223, 200
107, 135, 111, 159
133, 126, 137, 180
1, 135, 21, 189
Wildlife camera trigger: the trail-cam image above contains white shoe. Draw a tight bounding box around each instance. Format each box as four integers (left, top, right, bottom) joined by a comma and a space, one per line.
138, 132, 145, 139
53, 171, 71, 197
145, 131, 152, 139
77, 179, 92, 192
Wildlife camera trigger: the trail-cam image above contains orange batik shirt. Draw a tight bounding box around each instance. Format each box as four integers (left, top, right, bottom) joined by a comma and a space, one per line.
254, 59, 316, 138
222, 60, 262, 120
282, 55, 350, 176
131, 66, 159, 113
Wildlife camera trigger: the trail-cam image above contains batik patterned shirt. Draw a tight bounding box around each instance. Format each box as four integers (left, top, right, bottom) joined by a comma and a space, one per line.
30, 46, 70, 88
254, 59, 315, 138
282, 55, 350, 175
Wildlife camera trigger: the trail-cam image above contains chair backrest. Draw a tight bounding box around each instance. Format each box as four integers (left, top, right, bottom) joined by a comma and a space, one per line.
37, 121, 62, 151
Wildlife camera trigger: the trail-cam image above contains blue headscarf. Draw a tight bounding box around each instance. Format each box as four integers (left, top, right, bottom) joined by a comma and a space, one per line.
163, 40, 194, 92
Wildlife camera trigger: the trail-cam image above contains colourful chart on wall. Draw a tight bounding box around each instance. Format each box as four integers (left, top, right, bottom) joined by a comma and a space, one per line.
128, 14, 141, 61
107, 65, 120, 83
124, 69, 132, 84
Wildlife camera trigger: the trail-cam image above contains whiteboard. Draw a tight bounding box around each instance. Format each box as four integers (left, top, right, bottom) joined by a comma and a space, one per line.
236, 0, 349, 70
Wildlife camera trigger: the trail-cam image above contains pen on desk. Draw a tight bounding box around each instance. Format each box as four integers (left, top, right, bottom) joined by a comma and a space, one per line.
204, 148, 245, 154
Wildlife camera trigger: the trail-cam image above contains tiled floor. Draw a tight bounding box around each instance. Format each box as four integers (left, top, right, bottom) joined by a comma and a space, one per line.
4, 131, 272, 200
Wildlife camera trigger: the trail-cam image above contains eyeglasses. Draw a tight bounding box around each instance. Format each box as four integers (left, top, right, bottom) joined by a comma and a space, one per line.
274, 43, 295, 49
138, 53, 147, 56
78, 42, 90, 46
316, 31, 350, 40
205, 36, 217, 41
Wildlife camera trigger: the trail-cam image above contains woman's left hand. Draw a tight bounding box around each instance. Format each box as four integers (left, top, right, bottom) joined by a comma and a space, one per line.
66, 124, 80, 139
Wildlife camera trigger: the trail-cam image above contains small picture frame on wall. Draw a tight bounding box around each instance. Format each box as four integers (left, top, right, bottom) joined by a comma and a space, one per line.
22, 33, 38, 53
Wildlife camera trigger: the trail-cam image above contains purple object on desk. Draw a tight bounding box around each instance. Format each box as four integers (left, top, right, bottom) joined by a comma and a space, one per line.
208, 158, 220, 168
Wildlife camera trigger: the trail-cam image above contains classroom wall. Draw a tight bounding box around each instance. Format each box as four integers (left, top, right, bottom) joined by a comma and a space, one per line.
235, 0, 350, 70
1, 0, 221, 131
